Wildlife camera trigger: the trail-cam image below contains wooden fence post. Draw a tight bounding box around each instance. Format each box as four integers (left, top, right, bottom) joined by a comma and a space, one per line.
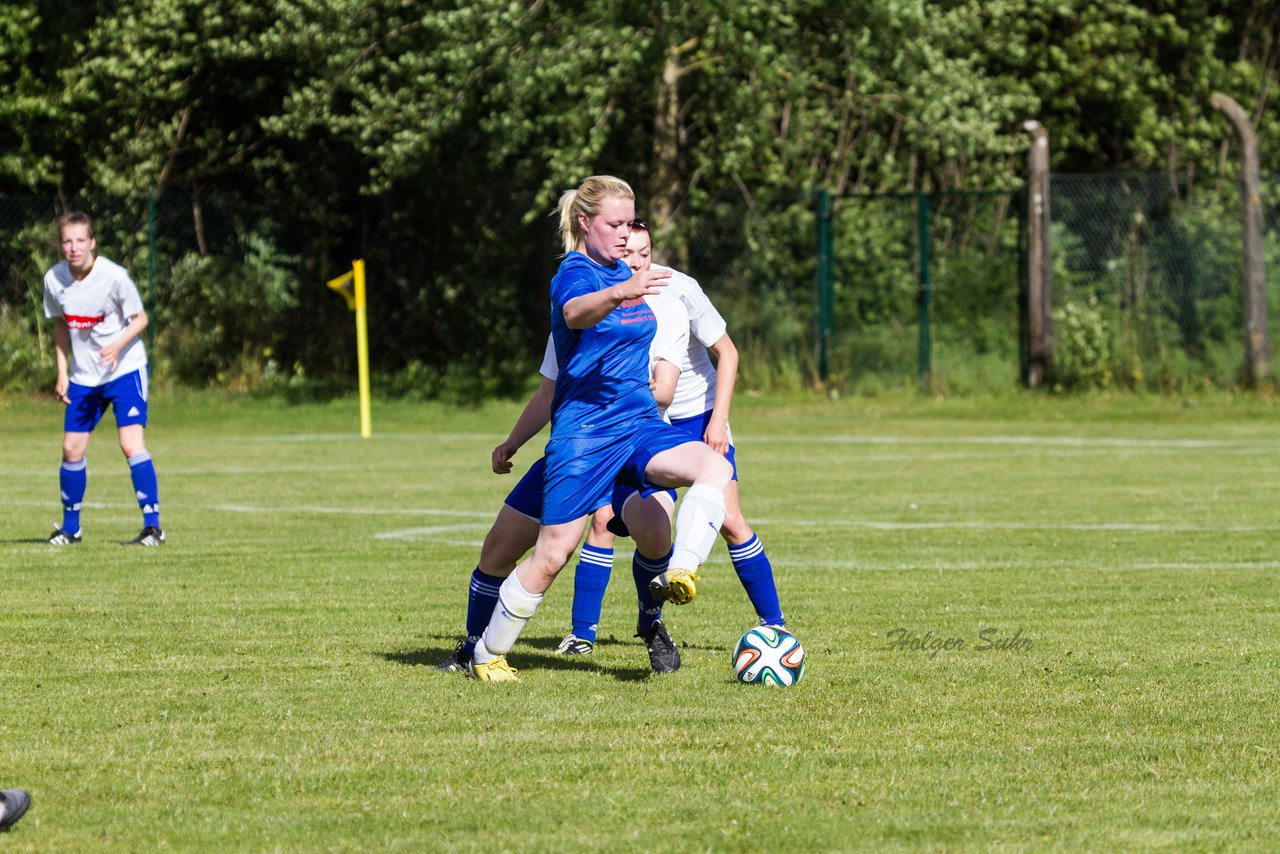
1022, 121, 1053, 388
1210, 92, 1270, 387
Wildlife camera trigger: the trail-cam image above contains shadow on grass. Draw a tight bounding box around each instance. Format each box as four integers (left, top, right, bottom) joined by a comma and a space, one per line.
377, 633, 654, 682
6, 537, 57, 544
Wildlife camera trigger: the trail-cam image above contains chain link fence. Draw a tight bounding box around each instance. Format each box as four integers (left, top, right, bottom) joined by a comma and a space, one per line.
2, 176, 1276, 396
1051, 172, 1280, 390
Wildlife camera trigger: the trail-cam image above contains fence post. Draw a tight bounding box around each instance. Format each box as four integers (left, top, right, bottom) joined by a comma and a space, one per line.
815, 188, 834, 382
916, 191, 932, 382
147, 191, 157, 354
1022, 121, 1052, 388
1210, 92, 1270, 386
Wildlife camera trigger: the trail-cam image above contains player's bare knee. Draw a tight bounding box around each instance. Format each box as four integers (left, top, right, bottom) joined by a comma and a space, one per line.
476, 551, 517, 578
633, 527, 671, 557
700, 453, 734, 490
588, 512, 614, 543
120, 440, 147, 458
531, 543, 573, 583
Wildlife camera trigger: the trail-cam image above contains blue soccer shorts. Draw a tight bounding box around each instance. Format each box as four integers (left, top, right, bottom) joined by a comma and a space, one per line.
605, 409, 738, 538
64, 367, 149, 433
668, 410, 738, 480
503, 455, 615, 523
541, 418, 695, 526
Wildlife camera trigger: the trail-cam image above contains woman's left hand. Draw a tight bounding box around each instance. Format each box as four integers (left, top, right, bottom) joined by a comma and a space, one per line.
703, 420, 730, 456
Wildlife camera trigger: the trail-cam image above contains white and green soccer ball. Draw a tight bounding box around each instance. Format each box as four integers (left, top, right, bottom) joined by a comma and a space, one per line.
732, 626, 806, 686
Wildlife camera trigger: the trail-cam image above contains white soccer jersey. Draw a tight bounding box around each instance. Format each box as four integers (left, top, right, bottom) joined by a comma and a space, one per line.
43, 256, 147, 387
644, 289, 692, 397
538, 293, 689, 418
651, 264, 727, 421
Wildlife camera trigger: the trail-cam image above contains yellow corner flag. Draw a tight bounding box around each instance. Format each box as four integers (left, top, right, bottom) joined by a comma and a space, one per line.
326, 260, 372, 438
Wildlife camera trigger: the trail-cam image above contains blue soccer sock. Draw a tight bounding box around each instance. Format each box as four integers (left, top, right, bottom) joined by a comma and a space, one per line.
632, 546, 673, 632
570, 544, 613, 643
127, 452, 160, 528
729, 534, 785, 627
464, 568, 503, 654
59, 459, 87, 535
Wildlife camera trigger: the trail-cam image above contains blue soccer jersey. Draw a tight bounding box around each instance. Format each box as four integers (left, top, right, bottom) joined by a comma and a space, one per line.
549, 252, 659, 440
539, 251, 696, 525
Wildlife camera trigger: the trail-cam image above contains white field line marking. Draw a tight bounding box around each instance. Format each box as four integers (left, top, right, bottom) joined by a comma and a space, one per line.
0, 497, 493, 519
2, 497, 1272, 533
0, 466, 463, 477
771, 558, 1280, 571
4, 497, 1273, 534
223, 432, 497, 443
206, 504, 492, 518
374, 524, 490, 541
750, 518, 1270, 533
741, 435, 1272, 449
155, 432, 1280, 450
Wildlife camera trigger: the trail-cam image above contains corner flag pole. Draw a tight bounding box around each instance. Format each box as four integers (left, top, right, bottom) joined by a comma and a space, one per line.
326, 260, 373, 438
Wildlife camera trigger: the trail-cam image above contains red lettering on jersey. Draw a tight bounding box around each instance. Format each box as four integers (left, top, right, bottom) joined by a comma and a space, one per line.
64, 313, 106, 330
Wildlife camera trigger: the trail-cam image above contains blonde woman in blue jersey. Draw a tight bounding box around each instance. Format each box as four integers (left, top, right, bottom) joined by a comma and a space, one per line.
467, 175, 732, 682
435, 309, 687, 676
558, 223, 786, 661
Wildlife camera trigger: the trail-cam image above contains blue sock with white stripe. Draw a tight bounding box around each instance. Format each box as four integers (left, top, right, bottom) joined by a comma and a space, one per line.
632, 546, 674, 632
464, 568, 503, 654
59, 459, 87, 535
570, 545, 613, 643
729, 534, 784, 626
127, 452, 161, 528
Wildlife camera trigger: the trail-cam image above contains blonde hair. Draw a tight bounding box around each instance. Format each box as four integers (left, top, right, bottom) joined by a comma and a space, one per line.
556, 175, 634, 255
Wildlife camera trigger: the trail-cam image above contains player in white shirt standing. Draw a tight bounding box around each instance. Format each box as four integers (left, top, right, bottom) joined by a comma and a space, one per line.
42, 212, 165, 546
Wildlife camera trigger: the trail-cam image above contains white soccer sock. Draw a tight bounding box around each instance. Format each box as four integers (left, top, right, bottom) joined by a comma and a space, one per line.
473, 571, 544, 663
669, 483, 727, 571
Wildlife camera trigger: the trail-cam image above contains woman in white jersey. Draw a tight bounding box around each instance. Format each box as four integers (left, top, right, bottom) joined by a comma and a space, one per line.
42, 212, 165, 546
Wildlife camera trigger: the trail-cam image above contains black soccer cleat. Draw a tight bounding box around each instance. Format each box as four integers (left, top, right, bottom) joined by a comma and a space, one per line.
435, 640, 472, 673
47, 528, 82, 545
123, 525, 166, 546
637, 619, 681, 674
0, 788, 31, 831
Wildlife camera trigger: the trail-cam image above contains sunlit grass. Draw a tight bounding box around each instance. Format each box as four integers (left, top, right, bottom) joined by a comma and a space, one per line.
1, 389, 1278, 849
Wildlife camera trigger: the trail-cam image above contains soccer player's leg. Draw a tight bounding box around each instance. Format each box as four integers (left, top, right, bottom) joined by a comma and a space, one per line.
621, 489, 681, 673
54, 436, 89, 544
469, 433, 626, 680
722, 481, 785, 627
439, 460, 544, 672
51, 382, 103, 545
561, 507, 615, 656
641, 433, 733, 605
469, 517, 587, 682
113, 371, 164, 546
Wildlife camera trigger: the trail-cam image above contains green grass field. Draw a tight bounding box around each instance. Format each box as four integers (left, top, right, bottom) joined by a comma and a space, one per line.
2, 389, 1278, 850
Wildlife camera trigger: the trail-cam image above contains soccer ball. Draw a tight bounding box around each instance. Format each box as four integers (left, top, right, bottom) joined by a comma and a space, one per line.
732, 626, 806, 686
